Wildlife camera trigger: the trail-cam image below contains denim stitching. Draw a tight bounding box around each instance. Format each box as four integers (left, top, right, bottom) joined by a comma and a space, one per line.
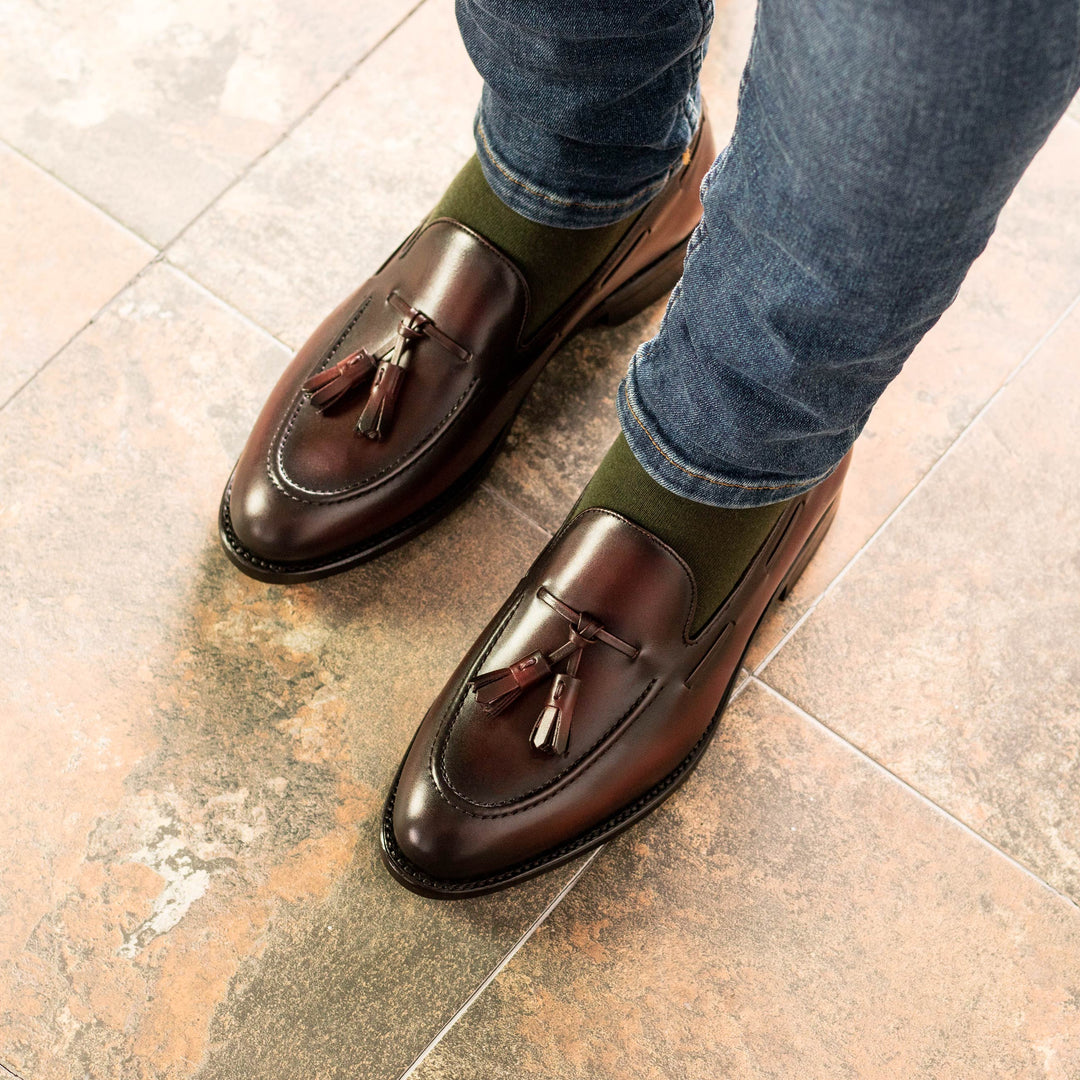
477, 117, 673, 213
622, 373, 833, 493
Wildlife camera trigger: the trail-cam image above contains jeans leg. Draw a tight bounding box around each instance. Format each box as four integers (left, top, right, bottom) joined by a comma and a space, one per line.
620, 0, 1080, 507
456, 0, 714, 227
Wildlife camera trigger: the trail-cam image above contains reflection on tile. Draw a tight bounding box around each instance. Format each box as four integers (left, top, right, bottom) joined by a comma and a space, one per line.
0, 0, 416, 244
171, 0, 482, 349
0, 143, 152, 402
0, 263, 570, 1079
413, 683, 1080, 1080
765, 305, 1080, 901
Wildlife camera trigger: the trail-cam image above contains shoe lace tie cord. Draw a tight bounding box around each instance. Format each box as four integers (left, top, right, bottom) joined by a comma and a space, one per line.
469, 587, 639, 755
300, 291, 472, 439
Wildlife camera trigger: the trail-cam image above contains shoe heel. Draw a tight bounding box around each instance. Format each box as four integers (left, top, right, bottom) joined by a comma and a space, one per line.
776, 497, 840, 603
589, 241, 688, 328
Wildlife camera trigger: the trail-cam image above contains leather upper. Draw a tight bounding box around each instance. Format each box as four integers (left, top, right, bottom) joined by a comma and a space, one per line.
227, 223, 530, 563
386, 451, 851, 888
222, 110, 716, 572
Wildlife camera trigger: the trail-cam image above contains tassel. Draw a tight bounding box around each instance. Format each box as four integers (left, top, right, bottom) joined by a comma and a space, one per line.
530, 673, 580, 755
470, 651, 551, 715
302, 349, 377, 410
356, 359, 407, 440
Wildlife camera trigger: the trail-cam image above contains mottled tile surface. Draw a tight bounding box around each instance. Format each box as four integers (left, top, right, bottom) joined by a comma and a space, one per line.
0, 0, 416, 244
170, 0, 482, 350
0, 142, 152, 403
412, 683, 1080, 1080
4, 0, 1080, 1076
0, 264, 578, 1079
764, 305, 1080, 902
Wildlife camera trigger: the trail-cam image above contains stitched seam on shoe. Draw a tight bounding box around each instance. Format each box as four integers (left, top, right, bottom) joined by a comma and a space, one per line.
477, 118, 675, 213
384, 684, 727, 893
261, 292, 372, 491
434, 679, 657, 816
269, 379, 477, 503
427, 510, 697, 815
266, 220, 533, 501
623, 379, 834, 493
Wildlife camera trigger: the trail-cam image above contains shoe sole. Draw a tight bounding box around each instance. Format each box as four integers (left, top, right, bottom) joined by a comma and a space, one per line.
217, 238, 690, 585
378, 495, 841, 898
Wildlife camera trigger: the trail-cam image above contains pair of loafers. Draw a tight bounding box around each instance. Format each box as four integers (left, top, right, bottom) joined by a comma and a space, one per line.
218, 109, 850, 897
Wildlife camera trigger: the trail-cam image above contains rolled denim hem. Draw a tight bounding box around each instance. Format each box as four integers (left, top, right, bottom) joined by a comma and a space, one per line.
617, 361, 840, 510
473, 110, 691, 229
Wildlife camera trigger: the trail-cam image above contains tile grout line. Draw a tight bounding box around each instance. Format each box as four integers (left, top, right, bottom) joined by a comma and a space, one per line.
0, 135, 159, 248
749, 675, 1080, 912
396, 847, 604, 1080
160, 0, 429, 254
478, 482, 555, 540
752, 284, 1080, 679
0, 0, 431, 417
162, 259, 297, 354
0, 256, 164, 414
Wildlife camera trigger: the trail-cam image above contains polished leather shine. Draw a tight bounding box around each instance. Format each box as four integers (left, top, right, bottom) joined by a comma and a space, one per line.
381, 451, 852, 897
219, 111, 717, 581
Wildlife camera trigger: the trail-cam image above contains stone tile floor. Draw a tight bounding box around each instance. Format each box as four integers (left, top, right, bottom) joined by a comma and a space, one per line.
1, 1, 1078, 1077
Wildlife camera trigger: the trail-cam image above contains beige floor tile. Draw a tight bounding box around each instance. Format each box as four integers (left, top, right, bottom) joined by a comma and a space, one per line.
411, 682, 1080, 1080
0, 143, 152, 403
0, 263, 579, 1080
170, 0, 482, 350
0, 0, 416, 245
763, 304, 1080, 902
169, 0, 756, 355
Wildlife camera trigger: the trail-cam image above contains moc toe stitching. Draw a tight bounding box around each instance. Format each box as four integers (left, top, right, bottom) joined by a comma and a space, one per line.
382, 454, 851, 896
220, 111, 717, 581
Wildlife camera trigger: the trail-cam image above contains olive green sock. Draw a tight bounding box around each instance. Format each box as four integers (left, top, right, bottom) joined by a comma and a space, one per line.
431, 156, 634, 336
572, 434, 792, 635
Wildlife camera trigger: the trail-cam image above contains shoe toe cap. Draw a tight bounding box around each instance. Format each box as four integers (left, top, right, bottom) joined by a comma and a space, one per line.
388, 768, 499, 886
223, 465, 326, 566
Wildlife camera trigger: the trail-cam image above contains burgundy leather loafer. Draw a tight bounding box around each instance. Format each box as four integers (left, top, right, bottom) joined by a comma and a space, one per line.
219, 112, 716, 582
381, 452, 852, 898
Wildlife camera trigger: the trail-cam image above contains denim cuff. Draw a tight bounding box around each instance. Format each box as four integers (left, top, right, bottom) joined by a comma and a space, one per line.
617, 355, 840, 510
473, 95, 700, 230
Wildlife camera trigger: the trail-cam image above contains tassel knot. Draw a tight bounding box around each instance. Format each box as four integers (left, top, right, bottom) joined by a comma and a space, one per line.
356, 291, 472, 441
471, 651, 552, 714
468, 587, 638, 756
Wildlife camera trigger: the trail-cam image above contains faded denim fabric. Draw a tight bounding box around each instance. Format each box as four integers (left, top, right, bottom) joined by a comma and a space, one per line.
459, 0, 1080, 506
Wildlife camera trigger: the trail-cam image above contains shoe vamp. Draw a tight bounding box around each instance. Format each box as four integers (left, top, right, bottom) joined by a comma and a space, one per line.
277, 331, 480, 494
437, 509, 698, 807
275, 221, 528, 495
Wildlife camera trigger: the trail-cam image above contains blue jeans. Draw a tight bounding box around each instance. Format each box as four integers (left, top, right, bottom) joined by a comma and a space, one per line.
458, 0, 1080, 507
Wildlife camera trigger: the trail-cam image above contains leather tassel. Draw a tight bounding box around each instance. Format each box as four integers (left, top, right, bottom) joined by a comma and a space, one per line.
356, 359, 407, 440
530, 673, 580, 755
302, 349, 377, 410
471, 651, 551, 715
